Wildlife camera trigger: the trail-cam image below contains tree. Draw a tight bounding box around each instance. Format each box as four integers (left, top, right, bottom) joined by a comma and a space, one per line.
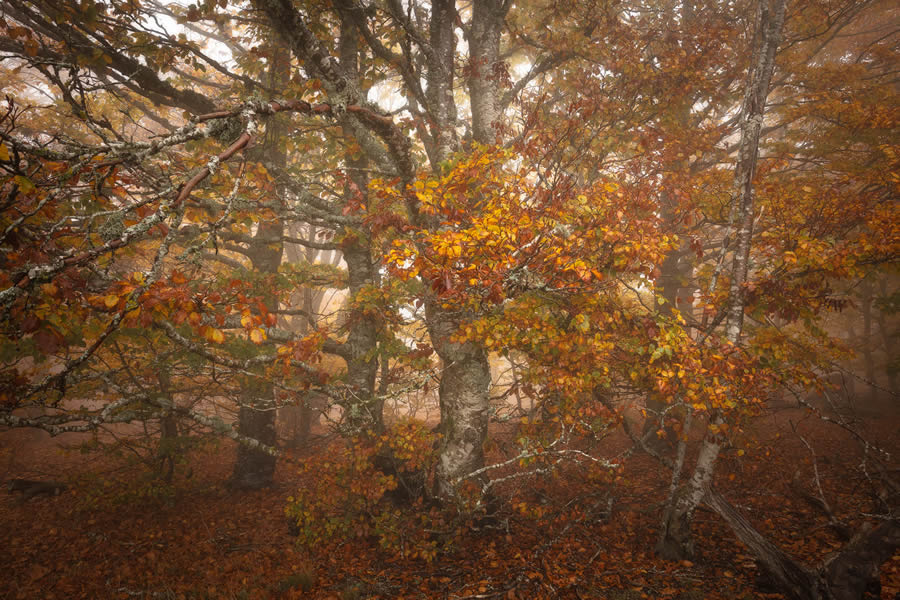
657, 0, 787, 559
0, 1, 896, 594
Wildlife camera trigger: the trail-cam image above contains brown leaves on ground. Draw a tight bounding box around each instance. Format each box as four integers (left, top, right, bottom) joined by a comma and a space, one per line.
1, 409, 898, 599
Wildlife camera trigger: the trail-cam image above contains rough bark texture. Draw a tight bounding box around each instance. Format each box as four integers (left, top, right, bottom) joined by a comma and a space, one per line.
340, 233, 381, 432
336, 18, 382, 434
822, 519, 900, 600
255, 0, 505, 500
707, 488, 899, 600
425, 0, 459, 162
426, 0, 508, 500
658, 0, 786, 559
467, 0, 504, 144
426, 303, 493, 498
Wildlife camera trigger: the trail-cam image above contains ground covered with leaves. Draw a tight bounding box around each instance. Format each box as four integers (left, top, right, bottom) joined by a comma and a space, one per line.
2, 408, 898, 600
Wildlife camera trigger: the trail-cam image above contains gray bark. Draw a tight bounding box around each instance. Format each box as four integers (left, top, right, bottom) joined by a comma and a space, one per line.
467, 0, 504, 144
426, 303, 493, 498
336, 14, 382, 434
426, 0, 508, 500
707, 488, 899, 600
254, 2, 385, 440
254, 0, 506, 500
658, 0, 786, 559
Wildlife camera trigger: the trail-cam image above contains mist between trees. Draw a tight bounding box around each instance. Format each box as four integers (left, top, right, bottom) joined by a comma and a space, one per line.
0, 0, 897, 598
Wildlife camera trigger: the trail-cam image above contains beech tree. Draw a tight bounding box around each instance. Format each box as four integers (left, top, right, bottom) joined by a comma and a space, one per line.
0, 0, 897, 595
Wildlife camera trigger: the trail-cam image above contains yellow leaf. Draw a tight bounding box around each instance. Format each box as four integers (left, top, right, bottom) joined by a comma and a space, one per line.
14, 175, 35, 194
206, 327, 225, 344
574, 313, 590, 332
250, 329, 266, 344
0, 143, 9, 161
104, 294, 119, 308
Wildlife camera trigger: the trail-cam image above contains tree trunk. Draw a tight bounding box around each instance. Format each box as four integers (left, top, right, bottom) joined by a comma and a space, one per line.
232, 389, 278, 489
706, 489, 823, 598
231, 221, 282, 489
657, 425, 722, 559
231, 51, 287, 486
254, 0, 504, 500
336, 14, 382, 434
706, 488, 899, 600
425, 0, 508, 501
822, 519, 900, 600
658, 0, 786, 558
340, 234, 381, 433
644, 191, 695, 454
427, 303, 493, 498
278, 223, 338, 447
156, 369, 178, 483
859, 278, 877, 402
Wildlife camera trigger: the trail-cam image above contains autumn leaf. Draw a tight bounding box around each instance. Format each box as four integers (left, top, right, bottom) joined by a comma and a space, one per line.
204, 327, 225, 344
14, 175, 35, 193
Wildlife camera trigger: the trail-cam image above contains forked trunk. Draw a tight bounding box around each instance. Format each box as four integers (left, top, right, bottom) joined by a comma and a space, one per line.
657, 423, 722, 559
423, 0, 506, 501
658, 0, 785, 558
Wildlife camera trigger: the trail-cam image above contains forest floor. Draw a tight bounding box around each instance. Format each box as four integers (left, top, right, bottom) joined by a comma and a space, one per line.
1, 406, 899, 600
